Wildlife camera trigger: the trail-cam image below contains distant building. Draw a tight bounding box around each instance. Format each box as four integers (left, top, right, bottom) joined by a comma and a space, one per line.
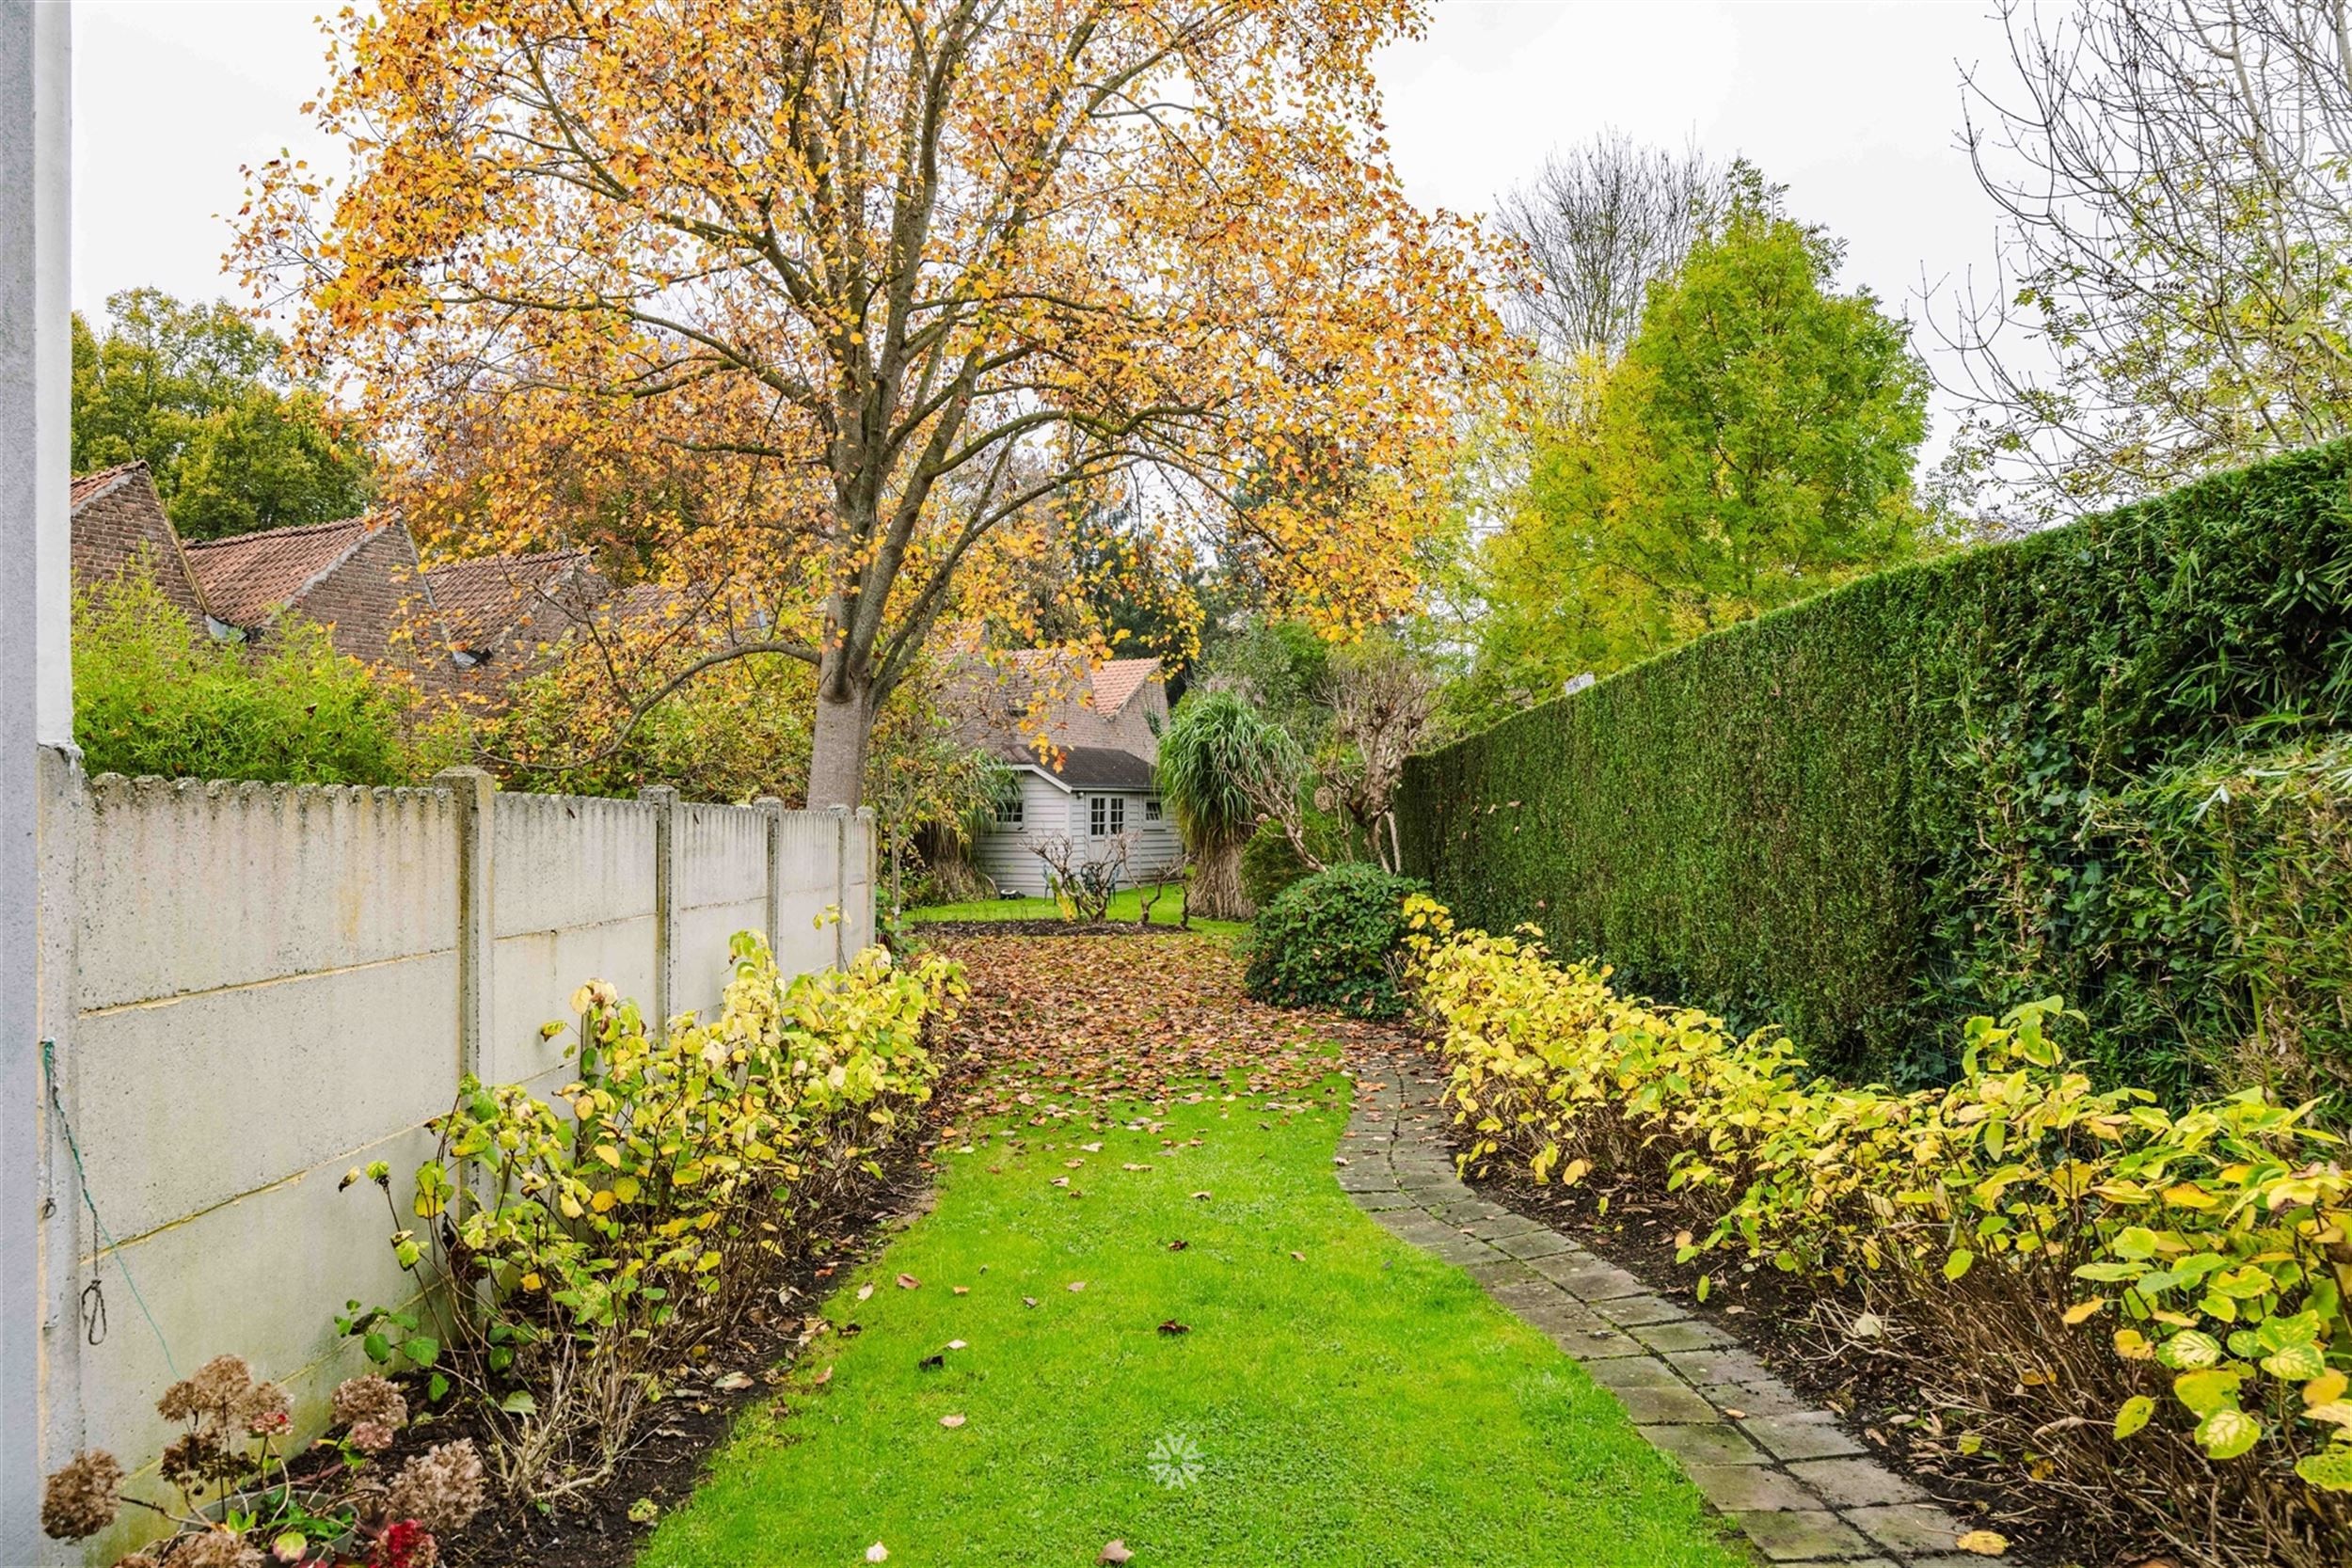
67, 467, 629, 701
183, 515, 446, 682
954, 649, 1181, 896
68, 463, 209, 632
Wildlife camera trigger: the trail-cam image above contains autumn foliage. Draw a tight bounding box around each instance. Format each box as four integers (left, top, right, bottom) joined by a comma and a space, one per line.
237, 0, 1505, 804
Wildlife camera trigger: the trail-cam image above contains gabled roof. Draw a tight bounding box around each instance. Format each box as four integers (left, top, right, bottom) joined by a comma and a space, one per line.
1004, 649, 1161, 717
1013, 745, 1158, 793
423, 549, 595, 653
72, 461, 147, 510
183, 515, 385, 628
69, 461, 213, 631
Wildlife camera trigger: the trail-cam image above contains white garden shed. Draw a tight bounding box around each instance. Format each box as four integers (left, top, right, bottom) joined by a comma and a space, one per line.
973, 745, 1184, 896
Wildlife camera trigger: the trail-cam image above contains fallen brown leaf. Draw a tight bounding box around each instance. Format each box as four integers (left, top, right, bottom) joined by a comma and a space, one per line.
1157, 1320, 1190, 1336
940, 1414, 966, 1429
896, 1274, 921, 1291
1098, 1543, 1133, 1565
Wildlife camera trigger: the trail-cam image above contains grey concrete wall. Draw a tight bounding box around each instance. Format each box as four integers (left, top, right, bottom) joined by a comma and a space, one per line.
46, 766, 874, 1563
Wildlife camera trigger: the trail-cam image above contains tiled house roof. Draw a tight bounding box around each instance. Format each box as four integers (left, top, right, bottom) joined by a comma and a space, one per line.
424, 549, 596, 657
958, 648, 1168, 765
183, 516, 452, 679
183, 516, 384, 628
69, 462, 211, 631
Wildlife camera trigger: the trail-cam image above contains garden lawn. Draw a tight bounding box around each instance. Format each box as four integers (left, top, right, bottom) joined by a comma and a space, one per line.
909, 886, 1248, 942
637, 1073, 1747, 1567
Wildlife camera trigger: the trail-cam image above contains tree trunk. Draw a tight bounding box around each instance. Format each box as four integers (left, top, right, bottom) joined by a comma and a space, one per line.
808, 679, 878, 809
1188, 829, 1253, 922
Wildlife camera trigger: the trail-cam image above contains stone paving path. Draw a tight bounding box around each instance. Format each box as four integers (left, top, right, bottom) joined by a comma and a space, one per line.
1342, 1049, 1998, 1568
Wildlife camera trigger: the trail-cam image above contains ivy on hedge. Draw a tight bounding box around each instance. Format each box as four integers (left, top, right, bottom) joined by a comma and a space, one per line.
1398, 441, 2352, 1103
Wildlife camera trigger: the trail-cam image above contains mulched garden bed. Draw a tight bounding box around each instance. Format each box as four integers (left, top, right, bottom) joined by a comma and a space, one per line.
429, 1145, 940, 1568
1421, 1086, 2167, 1568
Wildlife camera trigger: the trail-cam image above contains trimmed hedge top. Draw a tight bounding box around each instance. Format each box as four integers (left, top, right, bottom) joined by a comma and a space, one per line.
1398, 441, 2352, 1101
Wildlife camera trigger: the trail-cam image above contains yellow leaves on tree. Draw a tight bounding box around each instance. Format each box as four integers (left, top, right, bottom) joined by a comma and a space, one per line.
236, 0, 1508, 805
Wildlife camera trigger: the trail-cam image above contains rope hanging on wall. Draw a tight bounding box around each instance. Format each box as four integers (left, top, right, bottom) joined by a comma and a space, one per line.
41, 1038, 175, 1371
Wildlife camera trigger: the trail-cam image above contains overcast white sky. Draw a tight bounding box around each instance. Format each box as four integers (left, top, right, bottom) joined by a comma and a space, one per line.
72, 0, 2014, 448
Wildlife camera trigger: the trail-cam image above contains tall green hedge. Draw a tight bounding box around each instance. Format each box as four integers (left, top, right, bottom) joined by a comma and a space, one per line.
1399, 441, 2352, 1104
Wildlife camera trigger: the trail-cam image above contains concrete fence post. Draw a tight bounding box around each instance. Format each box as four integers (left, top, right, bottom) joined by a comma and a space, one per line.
642, 785, 679, 1031
828, 804, 850, 969
434, 768, 496, 1086
855, 805, 877, 955
754, 796, 785, 958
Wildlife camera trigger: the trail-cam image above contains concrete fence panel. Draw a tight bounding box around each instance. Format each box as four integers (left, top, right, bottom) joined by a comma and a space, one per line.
44, 764, 875, 1564
488, 792, 660, 1088
673, 801, 772, 1021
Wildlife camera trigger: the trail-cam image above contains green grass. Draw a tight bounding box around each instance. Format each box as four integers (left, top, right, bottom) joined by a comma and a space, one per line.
910, 886, 1249, 942
639, 1077, 1747, 1568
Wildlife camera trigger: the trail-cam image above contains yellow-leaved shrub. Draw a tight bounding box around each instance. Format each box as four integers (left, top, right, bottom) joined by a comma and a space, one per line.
342, 932, 963, 1498
1407, 894, 2352, 1501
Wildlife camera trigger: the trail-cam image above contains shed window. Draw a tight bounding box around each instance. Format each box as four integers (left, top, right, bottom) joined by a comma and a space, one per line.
994, 795, 1024, 826
1144, 799, 1162, 821
1089, 796, 1125, 836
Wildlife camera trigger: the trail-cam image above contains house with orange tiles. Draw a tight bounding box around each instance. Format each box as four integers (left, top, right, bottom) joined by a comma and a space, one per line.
957, 649, 1181, 895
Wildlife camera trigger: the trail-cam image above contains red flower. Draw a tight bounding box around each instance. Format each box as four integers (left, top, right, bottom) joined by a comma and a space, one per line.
372, 1519, 437, 1568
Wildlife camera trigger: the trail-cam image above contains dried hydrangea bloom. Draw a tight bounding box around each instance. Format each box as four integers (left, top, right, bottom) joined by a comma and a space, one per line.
330, 1374, 407, 1433
158, 1432, 224, 1486
382, 1441, 486, 1535
234, 1380, 291, 1437
157, 1354, 254, 1424
40, 1449, 124, 1540
347, 1420, 397, 1455
167, 1529, 265, 1568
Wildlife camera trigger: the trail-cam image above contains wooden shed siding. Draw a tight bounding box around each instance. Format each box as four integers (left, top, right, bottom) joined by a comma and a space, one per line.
972, 775, 1181, 896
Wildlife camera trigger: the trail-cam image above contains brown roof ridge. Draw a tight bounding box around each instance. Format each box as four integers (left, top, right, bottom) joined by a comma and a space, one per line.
181, 514, 382, 554
1000, 648, 1161, 714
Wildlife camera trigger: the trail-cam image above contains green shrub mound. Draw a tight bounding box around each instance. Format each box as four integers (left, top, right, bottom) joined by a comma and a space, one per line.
1243, 863, 1424, 1018
1397, 440, 2352, 1106
1239, 818, 1313, 909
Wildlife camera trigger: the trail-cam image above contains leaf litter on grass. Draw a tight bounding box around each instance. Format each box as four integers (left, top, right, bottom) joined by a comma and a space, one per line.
927, 934, 1409, 1117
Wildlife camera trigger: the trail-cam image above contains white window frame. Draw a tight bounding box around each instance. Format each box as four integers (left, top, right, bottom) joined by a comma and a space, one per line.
1144, 798, 1162, 821
1089, 795, 1125, 836
995, 794, 1024, 827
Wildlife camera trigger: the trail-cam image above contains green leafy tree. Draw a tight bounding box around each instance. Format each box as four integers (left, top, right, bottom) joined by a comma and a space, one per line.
72, 288, 372, 538
73, 564, 444, 784
1462, 176, 1931, 722
1155, 689, 1305, 921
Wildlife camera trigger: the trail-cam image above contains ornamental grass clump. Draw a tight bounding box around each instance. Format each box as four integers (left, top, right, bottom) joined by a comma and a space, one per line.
341, 932, 961, 1500
1407, 894, 2352, 1568
40, 1353, 483, 1567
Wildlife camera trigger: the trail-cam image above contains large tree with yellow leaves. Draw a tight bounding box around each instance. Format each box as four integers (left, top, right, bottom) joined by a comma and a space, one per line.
237, 0, 1502, 804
